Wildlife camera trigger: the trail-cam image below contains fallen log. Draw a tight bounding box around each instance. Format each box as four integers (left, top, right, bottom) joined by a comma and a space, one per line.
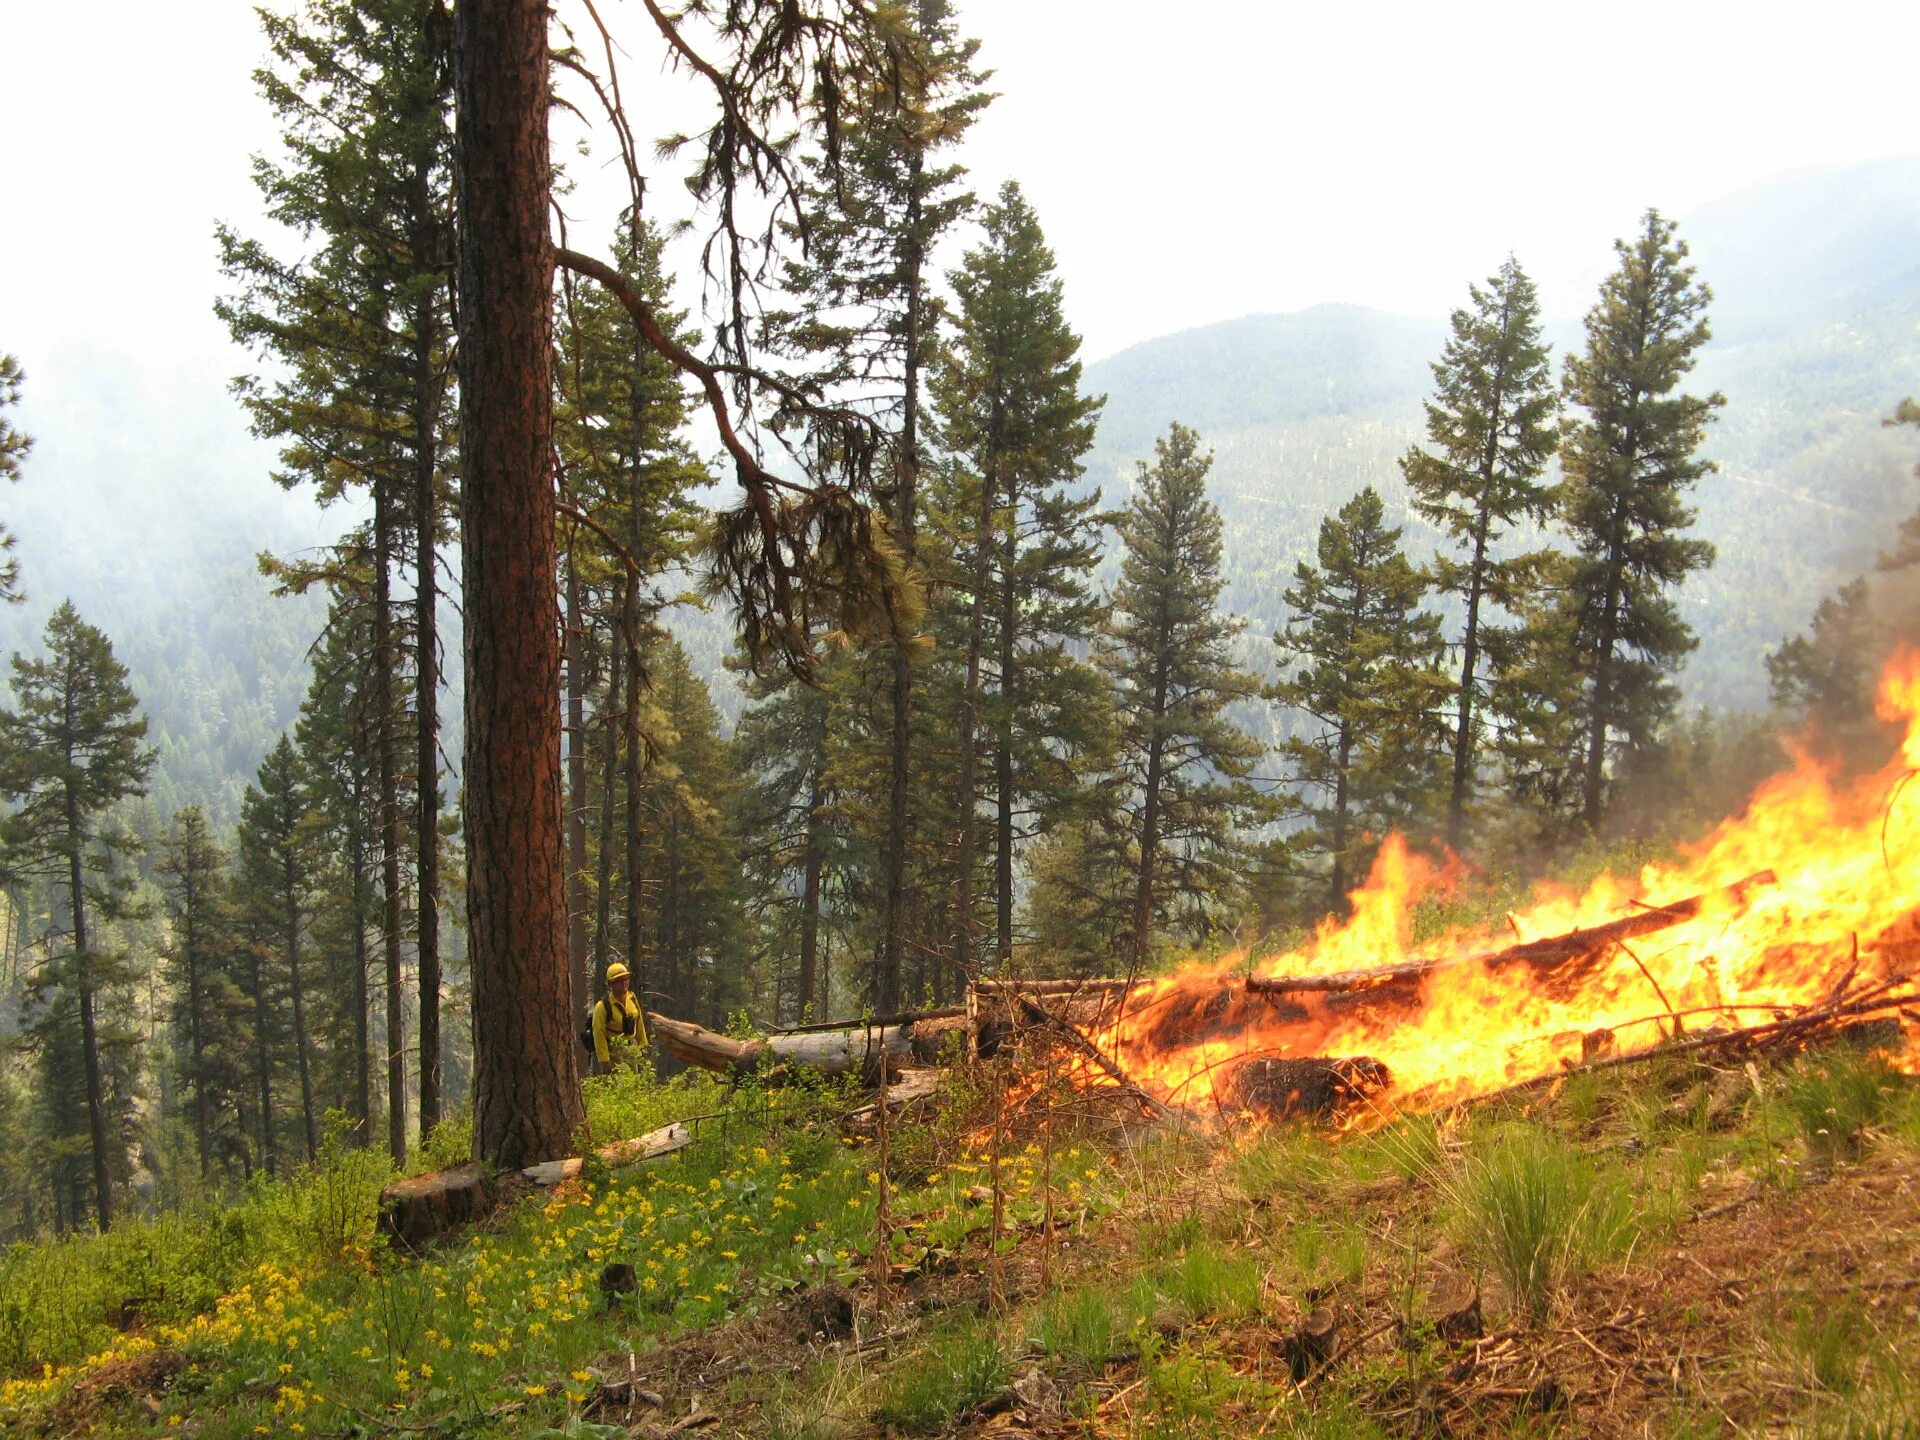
520, 1122, 695, 1187
1226, 1056, 1389, 1121
1247, 870, 1776, 998
381, 1122, 696, 1247
650, 1012, 915, 1081
971, 977, 1131, 996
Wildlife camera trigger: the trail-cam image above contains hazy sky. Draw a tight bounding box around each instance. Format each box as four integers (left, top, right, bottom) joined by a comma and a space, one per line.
1, 0, 1916, 524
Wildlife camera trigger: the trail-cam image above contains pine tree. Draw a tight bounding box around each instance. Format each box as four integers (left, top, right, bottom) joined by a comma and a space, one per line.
293, 596, 380, 1143
0, 605, 154, 1228
236, 738, 323, 1160
632, 642, 745, 1027
1400, 257, 1558, 850
1102, 425, 1269, 965
158, 807, 251, 1181
1273, 487, 1451, 914
767, 0, 988, 1012
218, 0, 455, 1156
733, 662, 838, 1022
556, 213, 708, 1014
929, 181, 1108, 974
1556, 209, 1724, 831
0, 353, 30, 603
1767, 579, 1887, 760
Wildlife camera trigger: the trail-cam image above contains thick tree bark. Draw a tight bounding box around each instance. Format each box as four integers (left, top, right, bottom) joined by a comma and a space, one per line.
455, 0, 584, 1168
994, 504, 1016, 969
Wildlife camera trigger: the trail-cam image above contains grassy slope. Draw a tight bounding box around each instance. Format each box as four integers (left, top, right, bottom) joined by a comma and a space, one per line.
5, 1036, 1919, 1439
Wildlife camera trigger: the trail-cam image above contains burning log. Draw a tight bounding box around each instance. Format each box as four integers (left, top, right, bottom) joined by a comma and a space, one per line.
1227, 1056, 1389, 1121
1247, 870, 1777, 998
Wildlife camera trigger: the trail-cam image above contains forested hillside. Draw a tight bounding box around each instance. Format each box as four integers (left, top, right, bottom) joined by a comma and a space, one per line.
1080, 155, 1920, 719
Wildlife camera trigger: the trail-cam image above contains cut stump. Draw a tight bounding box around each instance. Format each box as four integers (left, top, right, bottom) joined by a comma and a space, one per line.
379, 1161, 493, 1252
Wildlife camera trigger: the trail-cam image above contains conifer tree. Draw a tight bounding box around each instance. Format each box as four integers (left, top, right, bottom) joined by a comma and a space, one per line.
293, 596, 379, 1141
1767, 579, 1887, 760
1556, 210, 1723, 830
0, 353, 30, 603
733, 662, 838, 1021
632, 642, 745, 1026
1400, 257, 1558, 849
1102, 425, 1268, 965
236, 737, 323, 1160
218, 0, 455, 1155
556, 213, 708, 1012
0, 605, 154, 1228
767, 0, 988, 1011
1274, 487, 1451, 913
929, 181, 1108, 974
159, 807, 250, 1180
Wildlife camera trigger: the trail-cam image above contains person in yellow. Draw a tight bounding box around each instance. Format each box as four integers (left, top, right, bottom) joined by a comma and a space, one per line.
591, 962, 650, 1071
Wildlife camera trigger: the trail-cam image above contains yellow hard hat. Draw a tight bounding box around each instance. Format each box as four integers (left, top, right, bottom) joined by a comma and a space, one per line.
606, 962, 631, 983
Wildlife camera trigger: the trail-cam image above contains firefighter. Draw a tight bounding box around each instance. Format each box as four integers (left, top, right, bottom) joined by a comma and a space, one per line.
590, 962, 649, 1070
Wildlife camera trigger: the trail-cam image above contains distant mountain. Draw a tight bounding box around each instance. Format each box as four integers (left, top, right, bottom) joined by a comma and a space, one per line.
1082, 157, 1920, 717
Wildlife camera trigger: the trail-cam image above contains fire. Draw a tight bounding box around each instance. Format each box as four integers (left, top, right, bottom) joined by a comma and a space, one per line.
1085, 649, 1920, 1119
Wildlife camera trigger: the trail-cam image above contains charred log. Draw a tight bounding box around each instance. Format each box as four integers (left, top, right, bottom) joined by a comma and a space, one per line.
1227, 1057, 1388, 1121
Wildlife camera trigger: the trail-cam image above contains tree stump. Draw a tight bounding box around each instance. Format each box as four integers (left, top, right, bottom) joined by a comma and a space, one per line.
1285, 1305, 1339, 1379
1426, 1270, 1482, 1342
379, 1161, 493, 1251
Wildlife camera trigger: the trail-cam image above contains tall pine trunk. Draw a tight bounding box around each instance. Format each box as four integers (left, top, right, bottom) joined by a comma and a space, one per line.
374, 487, 407, 1165
878, 169, 925, 1016
994, 495, 1016, 969
954, 458, 994, 983
565, 562, 591, 1019
797, 765, 825, 1019
250, 941, 278, 1177
593, 646, 622, 982
414, 294, 443, 1140
456, 0, 584, 1168
285, 853, 319, 1159
67, 810, 112, 1229
622, 577, 646, 1004
348, 789, 373, 1144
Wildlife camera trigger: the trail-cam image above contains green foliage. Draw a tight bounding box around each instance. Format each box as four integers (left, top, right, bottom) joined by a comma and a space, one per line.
0, 352, 30, 603
1272, 484, 1451, 915
1159, 1244, 1264, 1322
1088, 423, 1272, 965
1445, 1125, 1636, 1321
1550, 208, 1726, 831
1401, 255, 1560, 848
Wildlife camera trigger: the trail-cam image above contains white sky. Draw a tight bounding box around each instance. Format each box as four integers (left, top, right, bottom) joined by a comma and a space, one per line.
0, 0, 1916, 511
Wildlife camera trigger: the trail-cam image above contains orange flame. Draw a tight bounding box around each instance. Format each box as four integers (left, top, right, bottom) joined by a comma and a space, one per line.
1087, 649, 1920, 1119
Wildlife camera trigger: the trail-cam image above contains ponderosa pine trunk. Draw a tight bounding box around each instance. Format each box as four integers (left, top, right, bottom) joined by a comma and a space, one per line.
565, 562, 591, 1019
454, 0, 584, 1168
349, 790, 373, 1144
414, 285, 443, 1141
66, 806, 112, 1229
374, 484, 407, 1165
284, 845, 319, 1159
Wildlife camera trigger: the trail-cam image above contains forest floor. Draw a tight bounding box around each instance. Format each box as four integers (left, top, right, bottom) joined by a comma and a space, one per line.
5, 1038, 1920, 1439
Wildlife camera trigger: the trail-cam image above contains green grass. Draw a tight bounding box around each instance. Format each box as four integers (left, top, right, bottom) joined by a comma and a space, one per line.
1158, 1243, 1264, 1322
873, 1312, 1010, 1432
1776, 1050, 1902, 1160
1032, 1285, 1123, 1372
1444, 1125, 1638, 1321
